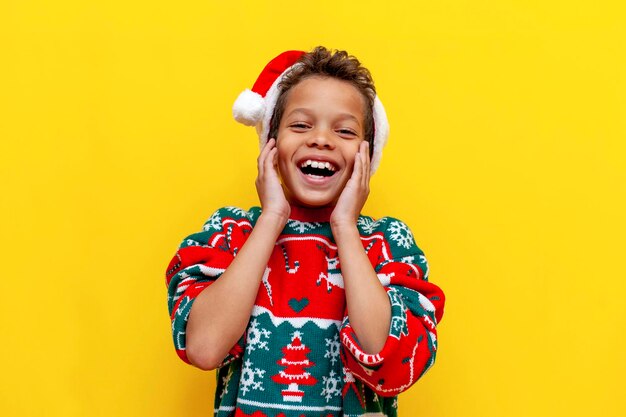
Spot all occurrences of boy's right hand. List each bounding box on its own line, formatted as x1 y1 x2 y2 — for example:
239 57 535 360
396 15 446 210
255 138 290 223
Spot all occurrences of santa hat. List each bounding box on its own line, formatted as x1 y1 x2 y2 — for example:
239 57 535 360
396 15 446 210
232 50 389 174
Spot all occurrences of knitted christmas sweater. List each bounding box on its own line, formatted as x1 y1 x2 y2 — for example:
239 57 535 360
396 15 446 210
165 205 445 417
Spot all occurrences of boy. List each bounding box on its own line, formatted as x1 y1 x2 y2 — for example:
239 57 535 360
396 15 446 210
165 46 445 417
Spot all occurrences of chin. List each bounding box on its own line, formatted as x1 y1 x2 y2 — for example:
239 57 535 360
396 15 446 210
287 190 338 208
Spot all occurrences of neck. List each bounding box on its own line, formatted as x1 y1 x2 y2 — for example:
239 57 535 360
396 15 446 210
288 203 334 223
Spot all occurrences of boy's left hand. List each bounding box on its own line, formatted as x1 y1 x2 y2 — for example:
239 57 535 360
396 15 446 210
330 141 370 228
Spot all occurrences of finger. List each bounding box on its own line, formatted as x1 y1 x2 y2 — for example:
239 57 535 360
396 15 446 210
258 140 270 176
258 138 276 177
272 147 279 171
265 147 279 178
355 141 366 187
363 141 371 188
352 148 362 181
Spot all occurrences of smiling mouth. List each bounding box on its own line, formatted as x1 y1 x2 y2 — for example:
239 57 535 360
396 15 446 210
299 160 338 178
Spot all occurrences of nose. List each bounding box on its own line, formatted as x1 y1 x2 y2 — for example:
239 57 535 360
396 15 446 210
306 127 335 150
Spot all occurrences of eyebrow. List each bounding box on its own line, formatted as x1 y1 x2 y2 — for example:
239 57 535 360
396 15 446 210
286 108 362 125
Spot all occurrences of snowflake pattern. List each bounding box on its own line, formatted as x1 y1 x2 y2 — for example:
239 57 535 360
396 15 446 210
203 211 222 232
388 220 414 249
357 217 376 234
324 334 341 365
245 319 272 353
240 359 265 395
184 239 201 247
321 370 342 402
357 216 387 234
287 219 322 233
224 206 248 217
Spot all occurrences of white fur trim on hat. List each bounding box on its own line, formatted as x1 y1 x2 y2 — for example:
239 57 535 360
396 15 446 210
232 89 266 126
370 96 389 174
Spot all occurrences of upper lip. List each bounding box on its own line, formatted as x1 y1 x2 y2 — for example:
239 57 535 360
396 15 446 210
296 155 341 171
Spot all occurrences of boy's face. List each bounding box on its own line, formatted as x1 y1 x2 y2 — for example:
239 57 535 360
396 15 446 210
275 76 366 208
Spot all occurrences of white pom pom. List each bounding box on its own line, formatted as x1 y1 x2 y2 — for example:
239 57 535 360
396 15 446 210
232 89 265 126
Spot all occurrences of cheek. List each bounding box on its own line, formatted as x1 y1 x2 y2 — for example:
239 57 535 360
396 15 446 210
340 156 357 182
343 142 362 166
275 148 291 178
276 137 299 167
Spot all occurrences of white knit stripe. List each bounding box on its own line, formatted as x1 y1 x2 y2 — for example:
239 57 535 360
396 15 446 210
236 397 342 412
344 414 385 417
418 292 436 313
173 276 196 299
198 264 226 277
177 276 195 286
251 305 341 330
208 233 223 247
213 405 235 414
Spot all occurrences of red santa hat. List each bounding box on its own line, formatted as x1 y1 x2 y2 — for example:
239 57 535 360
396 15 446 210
232 50 389 174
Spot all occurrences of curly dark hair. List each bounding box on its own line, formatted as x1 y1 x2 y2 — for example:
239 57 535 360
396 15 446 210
268 46 377 157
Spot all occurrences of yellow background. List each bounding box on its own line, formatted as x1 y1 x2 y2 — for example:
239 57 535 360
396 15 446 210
1 1 625 416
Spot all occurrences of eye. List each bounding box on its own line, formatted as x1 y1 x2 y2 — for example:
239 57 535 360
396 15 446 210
290 122 310 130
337 128 358 137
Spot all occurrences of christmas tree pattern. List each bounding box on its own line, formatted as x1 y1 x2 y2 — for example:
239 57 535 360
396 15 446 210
272 331 317 402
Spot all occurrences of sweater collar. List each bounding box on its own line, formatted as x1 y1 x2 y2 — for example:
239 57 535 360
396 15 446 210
288 204 334 223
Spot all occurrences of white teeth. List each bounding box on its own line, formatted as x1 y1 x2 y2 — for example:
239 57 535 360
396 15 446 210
299 159 336 172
